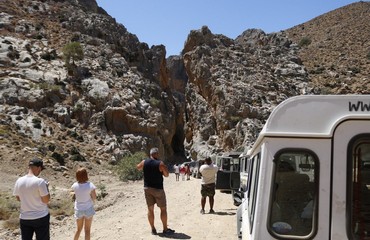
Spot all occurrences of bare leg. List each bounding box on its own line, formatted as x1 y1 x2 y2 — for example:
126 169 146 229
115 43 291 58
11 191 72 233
201 196 206 211
84 217 93 240
74 218 84 240
209 196 214 211
148 205 156 231
160 206 168 231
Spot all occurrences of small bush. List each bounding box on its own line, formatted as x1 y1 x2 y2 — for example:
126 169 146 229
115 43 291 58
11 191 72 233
0 126 10 137
1 192 20 230
62 42 84 66
0 193 19 221
3 214 19 230
116 152 146 181
49 197 74 217
32 117 42 129
298 37 312 47
230 115 242 123
40 50 57 61
38 82 61 91
149 97 161 108
96 184 108 201
349 67 360 74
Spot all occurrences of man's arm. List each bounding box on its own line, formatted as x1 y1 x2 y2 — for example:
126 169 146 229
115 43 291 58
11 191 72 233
41 194 50 204
40 180 50 204
159 162 169 177
137 160 145 170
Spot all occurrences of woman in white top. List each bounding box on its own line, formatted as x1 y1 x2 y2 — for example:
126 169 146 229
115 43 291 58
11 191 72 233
71 167 96 240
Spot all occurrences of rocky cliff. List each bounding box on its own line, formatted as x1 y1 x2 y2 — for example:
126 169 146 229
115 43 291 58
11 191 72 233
0 0 369 172
0 0 186 172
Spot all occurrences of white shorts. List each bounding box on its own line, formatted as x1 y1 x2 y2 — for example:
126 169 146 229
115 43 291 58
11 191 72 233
74 206 95 219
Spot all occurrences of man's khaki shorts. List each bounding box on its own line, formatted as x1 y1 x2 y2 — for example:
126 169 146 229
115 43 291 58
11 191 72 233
144 188 167 207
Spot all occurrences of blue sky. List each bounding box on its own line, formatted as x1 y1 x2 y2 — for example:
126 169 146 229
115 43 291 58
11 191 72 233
96 0 361 56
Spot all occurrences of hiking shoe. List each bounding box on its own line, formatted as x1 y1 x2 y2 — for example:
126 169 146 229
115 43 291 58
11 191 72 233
209 209 215 214
200 209 205 214
163 228 175 235
151 229 157 235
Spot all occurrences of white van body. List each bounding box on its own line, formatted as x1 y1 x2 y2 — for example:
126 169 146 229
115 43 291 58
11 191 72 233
232 95 370 240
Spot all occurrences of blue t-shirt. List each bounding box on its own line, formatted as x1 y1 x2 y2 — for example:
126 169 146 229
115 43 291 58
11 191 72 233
143 158 163 189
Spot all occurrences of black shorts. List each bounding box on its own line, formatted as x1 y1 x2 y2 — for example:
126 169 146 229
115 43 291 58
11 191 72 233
201 183 216 197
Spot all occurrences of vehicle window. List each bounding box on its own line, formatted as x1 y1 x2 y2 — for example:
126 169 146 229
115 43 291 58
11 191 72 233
243 157 249 173
232 158 240 172
269 150 318 238
222 159 231 171
349 136 370 239
248 153 260 233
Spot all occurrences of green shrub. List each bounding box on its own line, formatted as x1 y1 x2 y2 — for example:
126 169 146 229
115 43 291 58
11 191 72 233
96 184 108 201
48 197 74 217
38 82 61 91
298 37 312 47
0 192 19 221
230 115 242 123
116 152 146 181
149 97 161 108
62 42 84 66
32 117 42 129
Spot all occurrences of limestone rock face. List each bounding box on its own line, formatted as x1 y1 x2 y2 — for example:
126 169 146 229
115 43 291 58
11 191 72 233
0 0 183 165
0 0 368 170
182 26 310 158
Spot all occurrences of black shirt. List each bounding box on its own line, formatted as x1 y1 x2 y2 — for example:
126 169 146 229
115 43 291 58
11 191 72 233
143 158 163 189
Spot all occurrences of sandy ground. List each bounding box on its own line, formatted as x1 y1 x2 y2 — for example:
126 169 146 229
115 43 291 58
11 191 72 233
52 173 237 240
2 173 238 240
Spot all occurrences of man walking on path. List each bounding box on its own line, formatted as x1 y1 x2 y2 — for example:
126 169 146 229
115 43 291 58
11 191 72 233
13 158 51 240
199 157 219 214
137 147 175 235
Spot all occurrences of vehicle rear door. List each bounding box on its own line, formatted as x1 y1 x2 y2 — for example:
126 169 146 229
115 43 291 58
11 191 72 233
331 120 370 239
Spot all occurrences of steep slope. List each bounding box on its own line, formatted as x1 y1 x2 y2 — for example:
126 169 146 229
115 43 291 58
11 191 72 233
285 1 370 94
0 0 190 206
180 2 370 159
181 27 309 158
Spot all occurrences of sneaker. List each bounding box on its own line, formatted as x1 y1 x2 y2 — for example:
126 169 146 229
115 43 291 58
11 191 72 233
151 229 157 235
163 228 175 235
209 209 215 214
200 209 205 214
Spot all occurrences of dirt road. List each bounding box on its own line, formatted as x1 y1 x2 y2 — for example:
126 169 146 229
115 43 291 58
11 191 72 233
50 173 238 240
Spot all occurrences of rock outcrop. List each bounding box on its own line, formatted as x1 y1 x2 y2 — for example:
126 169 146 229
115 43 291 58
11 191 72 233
0 0 369 168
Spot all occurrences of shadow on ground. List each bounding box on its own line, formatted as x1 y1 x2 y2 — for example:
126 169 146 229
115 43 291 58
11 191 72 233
159 232 191 239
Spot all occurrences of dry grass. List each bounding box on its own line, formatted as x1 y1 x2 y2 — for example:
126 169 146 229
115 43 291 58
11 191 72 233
0 191 74 230
49 198 74 217
0 191 20 230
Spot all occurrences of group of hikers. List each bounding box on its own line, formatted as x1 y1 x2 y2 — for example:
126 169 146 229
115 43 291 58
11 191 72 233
13 147 219 239
173 163 191 181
